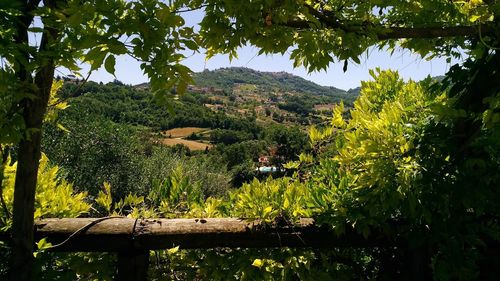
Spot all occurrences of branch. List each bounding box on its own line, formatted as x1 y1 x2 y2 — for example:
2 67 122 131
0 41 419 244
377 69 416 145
173 4 212 14
377 25 488 40
302 3 345 31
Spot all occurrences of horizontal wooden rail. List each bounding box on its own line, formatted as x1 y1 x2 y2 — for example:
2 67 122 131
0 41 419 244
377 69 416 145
0 217 399 281
9 217 394 252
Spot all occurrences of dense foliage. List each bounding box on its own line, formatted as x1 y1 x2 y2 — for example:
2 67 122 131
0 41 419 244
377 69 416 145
3 55 498 279
1 0 497 280
1 1 205 277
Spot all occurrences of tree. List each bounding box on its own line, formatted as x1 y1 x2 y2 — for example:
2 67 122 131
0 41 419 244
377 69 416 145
0 1 197 280
42 115 145 198
265 125 308 166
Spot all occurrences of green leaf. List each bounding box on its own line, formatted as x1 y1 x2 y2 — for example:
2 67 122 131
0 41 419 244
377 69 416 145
96 182 113 213
167 246 179 255
469 15 481 23
252 259 263 268
104 55 116 75
56 123 70 133
184 40 198 51
176 79 188 95
35 238 52 251
84 47 107 70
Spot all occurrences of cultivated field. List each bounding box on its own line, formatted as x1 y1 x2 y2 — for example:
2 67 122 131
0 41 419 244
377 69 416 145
313 104 336 111
160 138 212 151
162 127 209 138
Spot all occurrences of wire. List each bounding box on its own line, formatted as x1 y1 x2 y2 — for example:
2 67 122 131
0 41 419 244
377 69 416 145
42 216 126 250
131 217 140 239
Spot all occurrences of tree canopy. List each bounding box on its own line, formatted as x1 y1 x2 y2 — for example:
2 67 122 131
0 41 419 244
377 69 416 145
197 0 498 70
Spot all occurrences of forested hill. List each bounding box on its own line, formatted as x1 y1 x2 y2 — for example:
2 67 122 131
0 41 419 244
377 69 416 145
192 67 358 99
131 67 360 124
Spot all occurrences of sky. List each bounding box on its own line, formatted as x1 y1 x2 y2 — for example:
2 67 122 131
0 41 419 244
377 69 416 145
62 9 464 91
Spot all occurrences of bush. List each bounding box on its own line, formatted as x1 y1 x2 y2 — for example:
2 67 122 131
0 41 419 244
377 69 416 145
42 115 145 199
139 146 232 201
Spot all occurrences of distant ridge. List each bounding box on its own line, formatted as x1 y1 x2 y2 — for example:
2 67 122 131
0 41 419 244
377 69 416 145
133 67 361 103
193 67 358 100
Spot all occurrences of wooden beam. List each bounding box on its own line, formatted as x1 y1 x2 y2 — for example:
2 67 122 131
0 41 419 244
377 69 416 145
25 218 394 252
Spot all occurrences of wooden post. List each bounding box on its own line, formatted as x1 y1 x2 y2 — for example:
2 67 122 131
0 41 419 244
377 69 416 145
117 250 149 281
407 244 431 281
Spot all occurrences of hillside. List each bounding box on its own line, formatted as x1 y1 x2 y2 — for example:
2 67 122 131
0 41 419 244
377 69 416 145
130 67 360 126
192 68 357 124
193 67 357 102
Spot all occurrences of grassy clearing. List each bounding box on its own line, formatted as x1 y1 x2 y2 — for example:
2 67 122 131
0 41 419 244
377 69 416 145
160 138 212 150
162 127 209 138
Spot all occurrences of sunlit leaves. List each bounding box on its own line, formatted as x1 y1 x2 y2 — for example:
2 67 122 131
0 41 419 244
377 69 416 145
232 177 311 222
0 154 90 229
45 80 68 125
95 182 113 214
482 92 500 128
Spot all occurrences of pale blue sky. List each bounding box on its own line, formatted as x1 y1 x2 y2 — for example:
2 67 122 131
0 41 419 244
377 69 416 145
64 9 463 91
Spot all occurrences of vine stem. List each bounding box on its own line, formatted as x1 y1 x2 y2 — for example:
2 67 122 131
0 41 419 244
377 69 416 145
479 24 500 50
